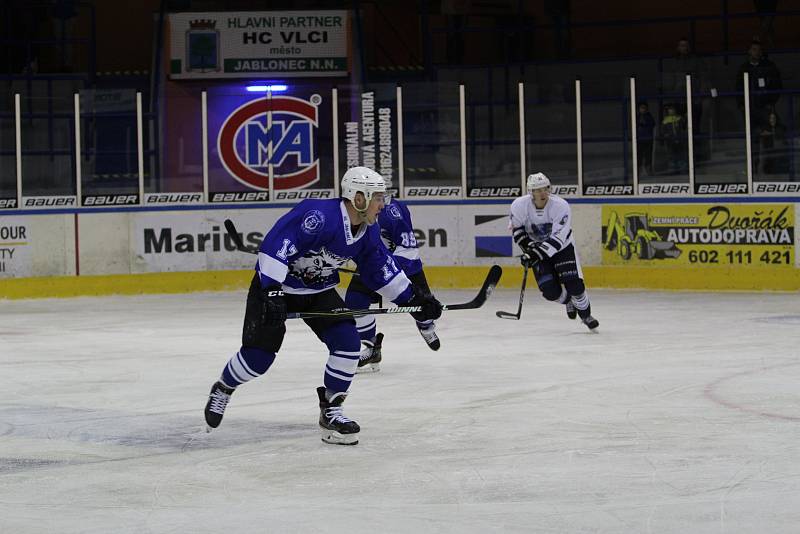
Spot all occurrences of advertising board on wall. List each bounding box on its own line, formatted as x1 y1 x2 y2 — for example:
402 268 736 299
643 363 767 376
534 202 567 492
202 88 336 200
601 204 795 267
338 86 399 194
0 218 32 277
168 11 350 79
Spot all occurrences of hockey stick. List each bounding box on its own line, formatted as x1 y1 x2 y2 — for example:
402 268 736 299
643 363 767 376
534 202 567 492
496 266 528 320
223 219 359 275
223 218 257 253
286 264 502 319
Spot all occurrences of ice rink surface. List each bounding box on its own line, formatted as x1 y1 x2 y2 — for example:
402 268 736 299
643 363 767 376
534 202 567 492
1 285 799 533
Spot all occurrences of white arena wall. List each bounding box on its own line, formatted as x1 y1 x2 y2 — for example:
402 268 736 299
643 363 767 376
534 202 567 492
1 200 799 298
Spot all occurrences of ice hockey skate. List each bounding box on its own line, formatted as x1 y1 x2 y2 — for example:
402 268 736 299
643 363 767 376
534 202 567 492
565 300 577 320
579 311 599 330
417 321 440 351
204 381 235 431
356 332 383 373
317 387 360 445
582 315 599 330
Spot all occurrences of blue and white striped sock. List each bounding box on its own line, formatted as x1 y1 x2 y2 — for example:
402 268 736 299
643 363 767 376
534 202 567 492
355 315 377 343
220 346 276 388
324 348 361 392
572 291 590 311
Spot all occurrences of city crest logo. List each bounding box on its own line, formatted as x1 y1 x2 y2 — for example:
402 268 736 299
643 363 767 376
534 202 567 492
186 19 220 73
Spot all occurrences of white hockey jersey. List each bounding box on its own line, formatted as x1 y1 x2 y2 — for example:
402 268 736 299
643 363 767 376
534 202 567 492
509 194 574 258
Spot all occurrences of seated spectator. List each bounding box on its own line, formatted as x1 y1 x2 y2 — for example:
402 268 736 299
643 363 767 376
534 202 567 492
759 111 789 175
636 102 656 176
660 105 688 175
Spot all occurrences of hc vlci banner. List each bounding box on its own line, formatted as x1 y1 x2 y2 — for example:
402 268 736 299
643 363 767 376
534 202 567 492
601 204 795 266
206 87 336 202
168 11 349 79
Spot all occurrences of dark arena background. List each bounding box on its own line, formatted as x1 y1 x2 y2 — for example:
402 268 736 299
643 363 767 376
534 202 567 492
2 1 800 532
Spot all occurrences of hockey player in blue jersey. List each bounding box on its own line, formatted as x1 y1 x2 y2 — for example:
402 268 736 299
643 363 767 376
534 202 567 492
510 172 599 330
203 167 443 445
344 198 440 373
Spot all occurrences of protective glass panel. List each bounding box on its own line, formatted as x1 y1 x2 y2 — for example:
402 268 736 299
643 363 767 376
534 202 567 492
19 94 74 197
153 87 203 195
0 95 16 206
524 81 578 190
581 81 631 192
79 89 139 200
465 74 521 197
401 82 461 192
693 92 748 189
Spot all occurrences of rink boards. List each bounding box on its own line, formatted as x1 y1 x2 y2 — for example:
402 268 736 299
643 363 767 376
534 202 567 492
1 199 799 297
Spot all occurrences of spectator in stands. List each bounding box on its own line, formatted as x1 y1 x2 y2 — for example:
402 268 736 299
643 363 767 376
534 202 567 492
662 38 707 132
736 40 782 127
660 104 688 175
759 111 789 175
636 102 656 176
754 0 778 49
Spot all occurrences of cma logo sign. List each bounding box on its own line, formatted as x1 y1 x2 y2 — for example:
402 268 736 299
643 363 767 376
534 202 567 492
218 94 321 190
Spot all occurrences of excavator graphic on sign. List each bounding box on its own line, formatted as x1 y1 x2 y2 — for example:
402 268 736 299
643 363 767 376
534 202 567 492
604 211 682 260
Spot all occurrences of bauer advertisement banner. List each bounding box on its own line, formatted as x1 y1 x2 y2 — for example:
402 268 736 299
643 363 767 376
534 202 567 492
601 204 795 267
168 11 350 79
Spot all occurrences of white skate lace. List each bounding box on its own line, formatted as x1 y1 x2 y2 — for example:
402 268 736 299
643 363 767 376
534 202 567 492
419 325 438 343
208 390 231 415
566 301 575 311
359 345 374 362
325 406 352 424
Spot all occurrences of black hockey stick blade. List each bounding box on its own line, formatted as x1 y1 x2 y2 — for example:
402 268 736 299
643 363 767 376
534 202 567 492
287 264 502 319
495 265 528 320
224 219 257 253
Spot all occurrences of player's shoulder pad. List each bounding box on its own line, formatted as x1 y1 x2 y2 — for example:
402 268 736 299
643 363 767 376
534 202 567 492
548 194 570 210
509 195 530 212
384 201 405 221
297 198 335 236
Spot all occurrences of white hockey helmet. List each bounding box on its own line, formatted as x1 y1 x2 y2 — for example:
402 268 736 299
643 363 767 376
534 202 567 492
526 172 551 193
341 166 386 210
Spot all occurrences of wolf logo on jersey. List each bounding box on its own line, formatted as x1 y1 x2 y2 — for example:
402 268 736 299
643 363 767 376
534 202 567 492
290 247 347 285
530 222 553 241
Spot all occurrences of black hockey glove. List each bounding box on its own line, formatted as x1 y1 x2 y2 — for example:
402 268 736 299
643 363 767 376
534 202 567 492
520 243 546 268
259 286 287 327
408 289 443 322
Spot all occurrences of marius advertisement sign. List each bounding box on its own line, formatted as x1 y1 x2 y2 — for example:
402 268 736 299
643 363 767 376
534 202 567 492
601 204 795 266
168 11 349 79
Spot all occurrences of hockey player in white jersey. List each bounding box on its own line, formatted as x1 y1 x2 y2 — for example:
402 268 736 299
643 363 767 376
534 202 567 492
509 172 599 329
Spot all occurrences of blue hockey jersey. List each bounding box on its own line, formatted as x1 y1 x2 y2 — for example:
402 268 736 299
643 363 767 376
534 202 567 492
256 199 414 303
378 199 423 276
